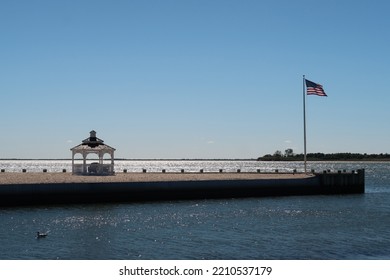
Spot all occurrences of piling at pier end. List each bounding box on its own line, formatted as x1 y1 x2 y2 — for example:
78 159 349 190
0 170 365 206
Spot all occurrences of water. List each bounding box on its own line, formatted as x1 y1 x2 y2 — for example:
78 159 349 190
1 160 390 260
0 159 304 173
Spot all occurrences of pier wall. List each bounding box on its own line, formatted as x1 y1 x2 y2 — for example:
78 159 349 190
0 170 365 206
318 169 365 194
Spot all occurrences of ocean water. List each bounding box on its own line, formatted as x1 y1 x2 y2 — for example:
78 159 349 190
0 160 389 260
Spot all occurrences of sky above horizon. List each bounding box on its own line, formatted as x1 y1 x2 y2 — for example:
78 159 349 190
1 0 390 159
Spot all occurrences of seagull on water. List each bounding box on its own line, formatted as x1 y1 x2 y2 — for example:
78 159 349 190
36 231 49 238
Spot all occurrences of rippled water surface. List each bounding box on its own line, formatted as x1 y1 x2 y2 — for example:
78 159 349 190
1 160 389 259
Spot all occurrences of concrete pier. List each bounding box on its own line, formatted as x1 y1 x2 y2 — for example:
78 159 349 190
0 170 365 206
319 169 365 194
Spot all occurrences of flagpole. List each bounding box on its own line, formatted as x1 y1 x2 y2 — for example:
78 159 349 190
303 75 307 173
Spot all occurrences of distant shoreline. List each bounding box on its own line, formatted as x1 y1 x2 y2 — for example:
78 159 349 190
258 158 390 162
258 152 390 162
0 158 258 161
3 152 390 162
1 157 390 162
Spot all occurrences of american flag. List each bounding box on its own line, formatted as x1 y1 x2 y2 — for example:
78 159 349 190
305 79 327 96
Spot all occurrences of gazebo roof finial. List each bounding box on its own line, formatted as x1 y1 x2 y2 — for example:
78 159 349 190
80 130 104 148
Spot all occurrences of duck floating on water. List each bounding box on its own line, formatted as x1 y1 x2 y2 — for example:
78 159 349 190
36 231 48 238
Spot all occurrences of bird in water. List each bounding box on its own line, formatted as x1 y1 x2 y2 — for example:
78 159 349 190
36 231 49 238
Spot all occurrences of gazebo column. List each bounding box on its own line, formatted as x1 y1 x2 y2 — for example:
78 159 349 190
71 152 73 173
111 151 115 174
99 151 104 165
83 152 87 174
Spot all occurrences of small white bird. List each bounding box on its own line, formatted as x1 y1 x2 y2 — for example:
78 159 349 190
36 231 49 238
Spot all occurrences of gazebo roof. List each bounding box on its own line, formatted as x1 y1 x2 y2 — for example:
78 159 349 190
70 130 116 153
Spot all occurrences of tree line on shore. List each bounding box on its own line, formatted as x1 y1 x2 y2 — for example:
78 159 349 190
258 149 390 161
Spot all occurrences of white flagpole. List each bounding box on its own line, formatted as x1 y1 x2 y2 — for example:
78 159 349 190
303 75 307 173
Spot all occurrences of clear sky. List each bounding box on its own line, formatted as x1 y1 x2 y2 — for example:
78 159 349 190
1 0 389 159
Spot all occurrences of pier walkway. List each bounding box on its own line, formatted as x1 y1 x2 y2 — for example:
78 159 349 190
0 172 311 185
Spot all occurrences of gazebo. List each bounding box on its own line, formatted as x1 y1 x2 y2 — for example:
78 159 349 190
70 130 116 175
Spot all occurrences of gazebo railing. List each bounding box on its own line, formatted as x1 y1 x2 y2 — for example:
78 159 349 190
73 163 115 175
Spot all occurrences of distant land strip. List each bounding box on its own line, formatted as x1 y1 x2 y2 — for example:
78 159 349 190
1 153 390 161
258 153 390 161
0 158 257 161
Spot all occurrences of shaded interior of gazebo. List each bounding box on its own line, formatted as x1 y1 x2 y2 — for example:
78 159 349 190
70 130 116 175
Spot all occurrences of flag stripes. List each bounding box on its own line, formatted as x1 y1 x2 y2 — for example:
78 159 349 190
305 79 327 96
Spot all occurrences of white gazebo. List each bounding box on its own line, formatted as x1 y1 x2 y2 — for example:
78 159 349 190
70 130 116 175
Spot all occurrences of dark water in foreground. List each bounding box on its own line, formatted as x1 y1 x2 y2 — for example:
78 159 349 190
1 161 389 260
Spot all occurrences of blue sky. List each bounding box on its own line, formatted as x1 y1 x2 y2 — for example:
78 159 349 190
1 0 389 159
